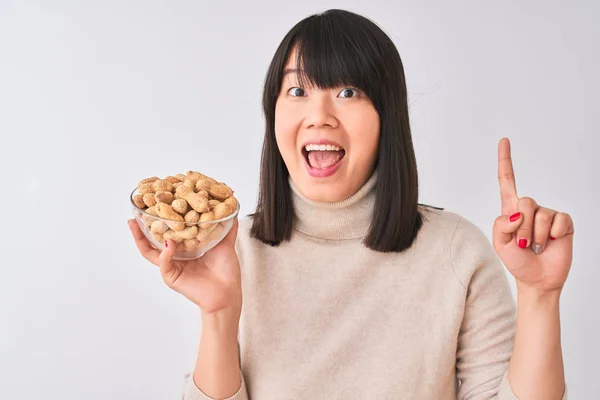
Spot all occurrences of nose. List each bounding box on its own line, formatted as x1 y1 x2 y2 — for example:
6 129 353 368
303 94 339 129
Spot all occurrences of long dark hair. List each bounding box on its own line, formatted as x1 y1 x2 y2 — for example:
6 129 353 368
250 9 435 252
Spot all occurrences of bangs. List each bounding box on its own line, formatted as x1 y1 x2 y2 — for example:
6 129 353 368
284 11 387 100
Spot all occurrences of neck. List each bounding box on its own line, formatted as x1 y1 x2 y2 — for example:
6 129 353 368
289 171 378 241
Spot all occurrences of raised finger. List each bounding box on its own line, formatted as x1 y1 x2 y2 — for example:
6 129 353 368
128 219 161 265
531 207 557 254
498 138 519 215
516 197 538 249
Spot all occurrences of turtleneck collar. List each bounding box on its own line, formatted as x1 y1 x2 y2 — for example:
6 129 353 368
289 170 378 241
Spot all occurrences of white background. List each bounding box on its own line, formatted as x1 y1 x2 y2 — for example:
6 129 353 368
0 0 598 398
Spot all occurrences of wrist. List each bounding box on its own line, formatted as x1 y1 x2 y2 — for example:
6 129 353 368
201 306 240 339
516 282 561 309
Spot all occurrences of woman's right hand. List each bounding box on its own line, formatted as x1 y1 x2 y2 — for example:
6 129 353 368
128 218 242 318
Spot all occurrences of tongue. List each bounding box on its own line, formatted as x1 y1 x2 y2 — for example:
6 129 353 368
307 150 344 169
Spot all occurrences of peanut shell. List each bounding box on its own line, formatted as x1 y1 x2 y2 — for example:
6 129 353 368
133 194 145 209
150 220 169 234
199 211 215 229
213 202 233 220
223 196 238 210
163 230 184 243
153 179 173 193
139 183 155 195
184 210 200 224
155 191 174 205
156 203 185 231
171 199 189 215
143 193 157 207
208 182 233 201
138 177 159 188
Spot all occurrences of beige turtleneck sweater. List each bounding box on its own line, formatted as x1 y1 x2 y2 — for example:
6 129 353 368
182 171 560 399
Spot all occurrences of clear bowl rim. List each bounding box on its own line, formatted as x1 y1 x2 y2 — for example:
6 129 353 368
129 187 240 225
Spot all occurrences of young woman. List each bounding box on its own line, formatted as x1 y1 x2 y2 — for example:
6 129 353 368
128 9 572 400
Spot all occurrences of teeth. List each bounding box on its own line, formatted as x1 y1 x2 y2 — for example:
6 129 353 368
304 144 343 152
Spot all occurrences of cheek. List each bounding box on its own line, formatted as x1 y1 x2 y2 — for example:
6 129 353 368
274 104 299 159
348 108 380 160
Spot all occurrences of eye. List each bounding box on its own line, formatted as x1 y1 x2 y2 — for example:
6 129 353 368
338 88 360 98
287 87 306 97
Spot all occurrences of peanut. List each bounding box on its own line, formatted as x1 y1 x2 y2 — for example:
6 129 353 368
224 196 238 210
143 193 157 207
208 182 234 201
178 186 210 213
155 191 174 205
172 182 183 191
183 179 196 191
196 223 217 242
195 178 212 192
151 232 164 243
171 199 189 215
184 210 200 224
176 226 199 240
164 226 198 241
199 211 215 229
151 220 169 234
176 173 187 181
133 194 145 209
141 215 154 227
145 206 158 217
138 177 159 188
165 176 180 184
155 203 185 231
213 202 234 220
209 200 220 210
187 171 214 183
139 183 155 195
163 230 184 243
141 206 158 226
153 179 173 192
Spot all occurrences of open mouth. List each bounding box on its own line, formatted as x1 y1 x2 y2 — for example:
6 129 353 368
302 143 346 170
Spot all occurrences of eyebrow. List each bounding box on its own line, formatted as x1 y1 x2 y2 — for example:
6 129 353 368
282 68 301 76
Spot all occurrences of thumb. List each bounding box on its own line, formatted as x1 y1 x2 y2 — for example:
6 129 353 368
158 240 178 286
493 212 523 248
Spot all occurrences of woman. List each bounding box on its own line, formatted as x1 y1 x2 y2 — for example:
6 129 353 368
128 9 572 399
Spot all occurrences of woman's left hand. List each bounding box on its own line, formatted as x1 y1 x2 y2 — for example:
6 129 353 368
492 138 574 293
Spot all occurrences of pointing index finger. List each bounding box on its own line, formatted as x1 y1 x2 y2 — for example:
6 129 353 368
497 138 518 215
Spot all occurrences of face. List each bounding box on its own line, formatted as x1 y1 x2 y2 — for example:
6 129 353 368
274 51 380 203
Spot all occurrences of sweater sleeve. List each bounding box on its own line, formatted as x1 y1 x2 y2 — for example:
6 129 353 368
450 216 567 399
182 373 249 400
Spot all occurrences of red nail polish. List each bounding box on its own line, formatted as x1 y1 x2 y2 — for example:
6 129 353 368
550 236 556 240
164 241 168 248
509 212 521 222
518 238 528 248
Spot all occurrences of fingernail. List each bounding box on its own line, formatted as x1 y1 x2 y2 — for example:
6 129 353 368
533 244 542 254
550 236 556 240
518 238 528 249
509 212 521 222
164 241 168 248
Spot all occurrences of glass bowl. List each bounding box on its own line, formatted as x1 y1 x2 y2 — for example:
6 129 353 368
129 187 239 260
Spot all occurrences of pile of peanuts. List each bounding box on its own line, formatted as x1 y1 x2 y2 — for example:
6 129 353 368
132 170 237 251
